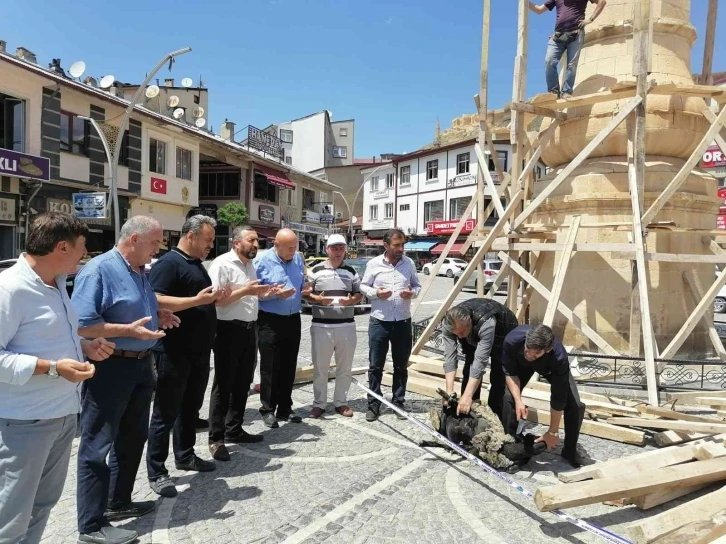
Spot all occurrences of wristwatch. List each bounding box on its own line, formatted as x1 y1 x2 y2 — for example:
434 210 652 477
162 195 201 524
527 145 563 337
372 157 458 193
545 430 559 437
48 360 59 379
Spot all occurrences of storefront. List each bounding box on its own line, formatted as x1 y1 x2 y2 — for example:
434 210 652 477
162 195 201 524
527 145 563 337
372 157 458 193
0 194 19 259
288 221 328 256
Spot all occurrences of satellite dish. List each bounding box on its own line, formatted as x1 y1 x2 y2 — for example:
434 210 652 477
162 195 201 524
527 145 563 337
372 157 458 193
83 76 98 87
69 61 86 79
167 95 180 108
351 216 358 223
181 77 193 88
145 84 160 99
194 117 206 128
192 106 204 118
172 108 185 119
99 75 115 89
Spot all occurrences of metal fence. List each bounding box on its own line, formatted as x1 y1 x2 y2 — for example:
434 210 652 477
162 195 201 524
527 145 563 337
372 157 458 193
412 316 726 393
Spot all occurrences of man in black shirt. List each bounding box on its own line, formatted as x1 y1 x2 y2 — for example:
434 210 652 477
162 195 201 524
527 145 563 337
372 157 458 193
501 324 585 468
146 215 230 498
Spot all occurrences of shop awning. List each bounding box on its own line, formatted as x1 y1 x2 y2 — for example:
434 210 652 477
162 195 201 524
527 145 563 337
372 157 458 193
254 164 295 190
360 238 383 246
253 226 279 239
405 241 438 252
431 243 466 255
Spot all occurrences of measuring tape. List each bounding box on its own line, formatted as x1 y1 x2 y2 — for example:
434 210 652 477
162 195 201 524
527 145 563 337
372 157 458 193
352 378 633 544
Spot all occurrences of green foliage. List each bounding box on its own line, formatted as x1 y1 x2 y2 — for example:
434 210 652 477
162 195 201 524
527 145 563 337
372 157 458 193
217 202 249 228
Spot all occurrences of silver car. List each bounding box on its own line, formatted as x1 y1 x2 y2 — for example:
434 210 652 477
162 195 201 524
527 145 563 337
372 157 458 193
452 260 506 292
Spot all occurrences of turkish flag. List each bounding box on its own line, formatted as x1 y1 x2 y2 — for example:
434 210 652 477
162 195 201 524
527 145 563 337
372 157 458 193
151 177 167 194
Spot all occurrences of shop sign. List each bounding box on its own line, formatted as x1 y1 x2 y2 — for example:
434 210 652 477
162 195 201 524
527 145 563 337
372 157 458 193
0 149 50 181
187 204 218 219
372 189 389 200
302 210 320 223
426 218 477 235
48 198 111 226
259 205 275 223
288 221 328 235
447 174 476 188
719 214 726 230
320 204 334 224
704 145 726 169
73 192 107 219
0 198 15 222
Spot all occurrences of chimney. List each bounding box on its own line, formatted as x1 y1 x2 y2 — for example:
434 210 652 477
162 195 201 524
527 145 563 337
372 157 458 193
221 119 236 142
0 41 6 54
164 78 174 87
434 118 441 147
15 46 37 64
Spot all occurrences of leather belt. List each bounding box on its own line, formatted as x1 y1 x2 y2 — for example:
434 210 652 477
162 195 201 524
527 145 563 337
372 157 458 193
230 319 256 328
113 349 151 360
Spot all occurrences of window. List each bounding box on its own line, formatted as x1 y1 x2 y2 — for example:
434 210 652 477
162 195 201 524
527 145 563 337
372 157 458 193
449 196 472 220
386 173 394 189
369 205 378 220
535 166 542 179
333 146 347 158
385 203 394 218
399 203 410 212
176 147 192 180
339 127 348 137
302 188 316 210
280 129 293 143
426 160 438 181
489 150 508 173
457 152 470 175
200 171 240 198
319 192 329 203
118 131 130 167
254 174 278 203
483 197 507 225
149 138 167 174
285 156 292 165
370 176 379 191
60 111 89 156
423 200 444 223
286 188 295 206
400 165 411 185
0 93 25 152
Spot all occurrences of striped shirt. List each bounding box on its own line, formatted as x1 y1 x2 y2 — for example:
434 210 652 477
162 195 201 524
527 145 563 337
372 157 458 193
359 254 421 321
308 261 361 326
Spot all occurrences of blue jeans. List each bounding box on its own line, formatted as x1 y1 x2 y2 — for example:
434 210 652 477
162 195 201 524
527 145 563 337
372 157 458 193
367 317 412 411
545 30 584 95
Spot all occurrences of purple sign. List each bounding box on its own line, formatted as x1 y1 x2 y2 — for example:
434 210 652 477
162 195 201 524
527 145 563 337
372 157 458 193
0 148 50 181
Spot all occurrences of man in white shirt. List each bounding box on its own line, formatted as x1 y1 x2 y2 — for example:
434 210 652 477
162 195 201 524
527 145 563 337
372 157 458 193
0 212 114 544
206 226 273 461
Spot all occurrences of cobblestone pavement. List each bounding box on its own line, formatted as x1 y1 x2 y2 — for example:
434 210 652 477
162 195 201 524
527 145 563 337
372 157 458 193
42 276 694 543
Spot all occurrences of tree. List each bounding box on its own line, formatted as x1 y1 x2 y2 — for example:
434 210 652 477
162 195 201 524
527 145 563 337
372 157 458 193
217 202 249 228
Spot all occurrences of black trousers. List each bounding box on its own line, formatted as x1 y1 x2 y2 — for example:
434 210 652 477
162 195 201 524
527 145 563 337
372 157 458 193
258 311 302 416
367 317 412 411
501 368 585 458
146 349 211 480
77 355 154 533
209 320 257 443
460 342 506 421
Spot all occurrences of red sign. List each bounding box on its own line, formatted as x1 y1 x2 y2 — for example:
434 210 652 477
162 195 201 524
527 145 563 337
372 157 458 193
703 145 726 169
150 177 167 194
718 215 726 230
426 219 477 235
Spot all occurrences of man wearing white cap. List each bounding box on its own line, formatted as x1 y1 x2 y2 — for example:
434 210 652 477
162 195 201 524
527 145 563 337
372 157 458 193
304 234 362 418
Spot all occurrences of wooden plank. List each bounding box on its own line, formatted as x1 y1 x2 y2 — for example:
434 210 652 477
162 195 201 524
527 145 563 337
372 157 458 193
661 267 726 359
517 251 547 322
626 485 726 544
512 97 643 231
702 108 726 153
525 407 645 446
632 483 708 511
474 143 506 218
701 0 718 85
476 0 490 299
655 430 714 447
667 390 726 402
411 191 523 357
696 398 726 408
543 215 580 327
460 169 511 254
683 270 726 362
490 241 634 252
535 457 726 513
695 442 726 460
612 252 726 264
485 261 510 299
511 101 568 120
654 511 726 544
411 360 463 380
607 418 726 434
638 405 722 423
651 83 726 100
498 251 620 355
642 105 726 225
532 84 638 111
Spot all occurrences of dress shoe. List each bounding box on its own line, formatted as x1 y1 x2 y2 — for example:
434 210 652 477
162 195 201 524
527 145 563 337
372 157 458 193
561 451 588 469
175 455 216 472
209 442 230 462
78 524 137 544
365 409 379 422
392 403 408 420
149 474 177 498
261 412 279 428
310 407 325 418
105 500 155 522
276 410 302 423
195 417 209 430
225 429 263 443
335 406 353 417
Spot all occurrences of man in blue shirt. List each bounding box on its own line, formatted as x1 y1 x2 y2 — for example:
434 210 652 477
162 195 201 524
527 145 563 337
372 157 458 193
255 228 312 428
72 216 179 544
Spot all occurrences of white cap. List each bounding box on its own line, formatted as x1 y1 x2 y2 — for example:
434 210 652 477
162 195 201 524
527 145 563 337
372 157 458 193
326 234 348 247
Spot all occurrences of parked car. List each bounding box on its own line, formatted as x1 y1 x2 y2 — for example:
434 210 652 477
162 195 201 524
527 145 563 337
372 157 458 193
0 258 83 296
715 283 726 313
301 257 372 314
421 257 469 278
452 260 506 292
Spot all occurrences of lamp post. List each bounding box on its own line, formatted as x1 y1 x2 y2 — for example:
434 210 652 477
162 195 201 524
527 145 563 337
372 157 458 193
332 165 384 244
85 47 192 242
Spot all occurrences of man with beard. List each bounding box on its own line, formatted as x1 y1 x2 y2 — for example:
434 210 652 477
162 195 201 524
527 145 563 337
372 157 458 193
360 228 421 422
206 227 273 461
146 215 230 498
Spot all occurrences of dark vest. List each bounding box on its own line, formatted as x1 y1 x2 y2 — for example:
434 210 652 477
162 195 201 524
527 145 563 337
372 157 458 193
457 298 519 351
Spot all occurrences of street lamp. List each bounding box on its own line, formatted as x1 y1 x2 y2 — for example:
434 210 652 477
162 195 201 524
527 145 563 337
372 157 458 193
332 165 384 244
85 47 192 242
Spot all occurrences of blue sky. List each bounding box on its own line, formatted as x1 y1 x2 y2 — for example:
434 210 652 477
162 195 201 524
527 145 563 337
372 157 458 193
1 0 723 158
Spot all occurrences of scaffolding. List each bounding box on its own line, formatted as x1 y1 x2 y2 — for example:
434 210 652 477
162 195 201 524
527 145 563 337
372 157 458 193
409 0 724 405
